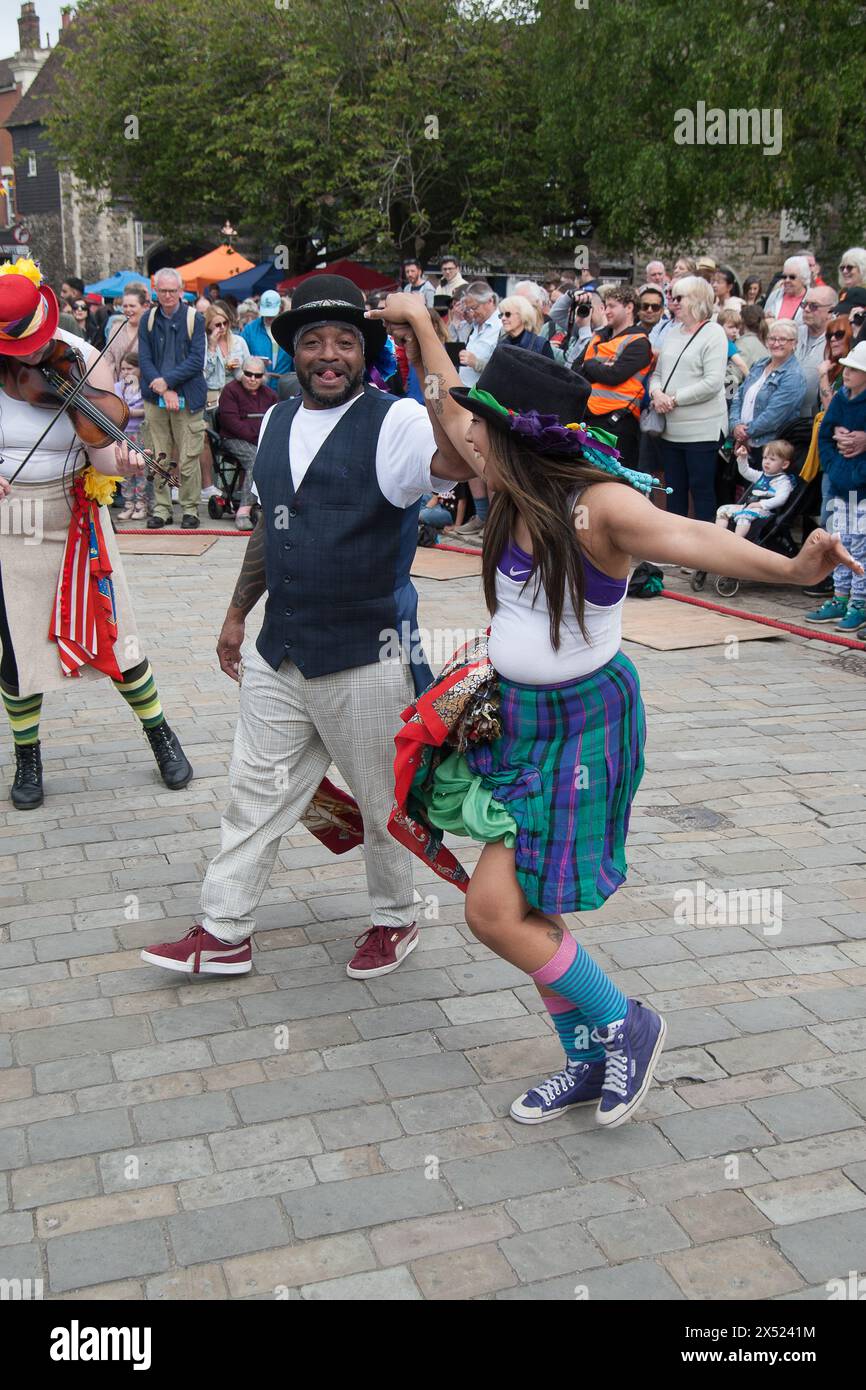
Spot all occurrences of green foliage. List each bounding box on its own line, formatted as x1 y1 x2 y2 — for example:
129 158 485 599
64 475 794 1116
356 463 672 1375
534 0 866 252
46 0 548 268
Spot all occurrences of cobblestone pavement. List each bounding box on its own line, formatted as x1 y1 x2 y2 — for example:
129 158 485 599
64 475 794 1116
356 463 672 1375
1 540 865 1302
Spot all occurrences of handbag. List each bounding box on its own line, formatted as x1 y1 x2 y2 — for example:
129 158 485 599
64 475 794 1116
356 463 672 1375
640 322 709 436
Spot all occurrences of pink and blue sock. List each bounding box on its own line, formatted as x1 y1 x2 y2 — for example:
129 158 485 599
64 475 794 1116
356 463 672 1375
543 994 606 1063
532 934 627 1055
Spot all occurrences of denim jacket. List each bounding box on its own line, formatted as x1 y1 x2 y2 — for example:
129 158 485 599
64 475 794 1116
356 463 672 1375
728 354 806 447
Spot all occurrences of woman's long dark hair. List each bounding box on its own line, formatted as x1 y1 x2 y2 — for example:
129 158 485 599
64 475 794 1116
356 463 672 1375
481 424 632 649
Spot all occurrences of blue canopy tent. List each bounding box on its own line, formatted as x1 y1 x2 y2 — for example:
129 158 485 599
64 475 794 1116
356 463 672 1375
214 260 282 300
83 269 147 299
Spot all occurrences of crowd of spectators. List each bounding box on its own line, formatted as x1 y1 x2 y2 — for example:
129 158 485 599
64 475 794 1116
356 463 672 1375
44 242 866 575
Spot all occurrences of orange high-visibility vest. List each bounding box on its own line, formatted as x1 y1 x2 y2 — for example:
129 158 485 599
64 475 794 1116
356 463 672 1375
583 331 655 419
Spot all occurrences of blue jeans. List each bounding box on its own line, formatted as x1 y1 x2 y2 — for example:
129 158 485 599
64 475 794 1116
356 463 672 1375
419 503 452 529
659 437 721 523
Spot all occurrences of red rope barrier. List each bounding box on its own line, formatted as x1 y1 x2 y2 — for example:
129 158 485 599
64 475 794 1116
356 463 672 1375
660 589 866 651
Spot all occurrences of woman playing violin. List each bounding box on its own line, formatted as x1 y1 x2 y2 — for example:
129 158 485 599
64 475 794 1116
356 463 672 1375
0 261 192 809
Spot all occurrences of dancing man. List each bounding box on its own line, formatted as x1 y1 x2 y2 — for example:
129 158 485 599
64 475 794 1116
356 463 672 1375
142 275 474 978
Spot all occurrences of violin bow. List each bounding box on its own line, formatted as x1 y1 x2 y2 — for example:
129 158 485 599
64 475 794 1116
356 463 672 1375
5 317 165 485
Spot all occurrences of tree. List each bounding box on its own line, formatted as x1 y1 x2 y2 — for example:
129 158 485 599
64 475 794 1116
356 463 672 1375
46 0 550 270
534 0 866 254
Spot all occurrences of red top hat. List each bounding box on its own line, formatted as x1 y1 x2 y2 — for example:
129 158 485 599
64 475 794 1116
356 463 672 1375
0 273 59 356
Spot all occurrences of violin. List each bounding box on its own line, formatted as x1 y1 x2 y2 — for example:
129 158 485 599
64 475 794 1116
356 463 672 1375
0 339 173 482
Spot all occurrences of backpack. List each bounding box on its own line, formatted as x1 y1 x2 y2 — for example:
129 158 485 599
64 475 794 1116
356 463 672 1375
145 305 197 339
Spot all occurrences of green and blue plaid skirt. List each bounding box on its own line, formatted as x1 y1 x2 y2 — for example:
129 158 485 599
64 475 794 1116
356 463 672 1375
423 651 646 914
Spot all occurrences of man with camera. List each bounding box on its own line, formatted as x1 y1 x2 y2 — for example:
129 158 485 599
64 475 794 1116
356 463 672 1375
572 285 655 468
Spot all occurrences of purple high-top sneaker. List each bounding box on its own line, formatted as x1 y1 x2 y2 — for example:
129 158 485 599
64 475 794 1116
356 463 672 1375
591 999 667 1128
510 1058 606 1125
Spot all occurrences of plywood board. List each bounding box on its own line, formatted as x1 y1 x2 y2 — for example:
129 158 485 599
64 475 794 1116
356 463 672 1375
116 534 216 556
411 548 483 580
622 597 780 649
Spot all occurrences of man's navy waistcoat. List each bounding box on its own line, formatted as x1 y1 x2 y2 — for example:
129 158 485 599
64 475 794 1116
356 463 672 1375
253 387 431 691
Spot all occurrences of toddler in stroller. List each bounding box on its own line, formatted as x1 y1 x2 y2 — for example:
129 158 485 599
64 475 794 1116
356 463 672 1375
692 418 816 597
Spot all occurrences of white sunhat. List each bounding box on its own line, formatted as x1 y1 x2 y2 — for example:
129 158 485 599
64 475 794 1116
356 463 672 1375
839 341 866 372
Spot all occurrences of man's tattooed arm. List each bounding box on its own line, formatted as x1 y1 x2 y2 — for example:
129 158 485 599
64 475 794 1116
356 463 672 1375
228 511 267 617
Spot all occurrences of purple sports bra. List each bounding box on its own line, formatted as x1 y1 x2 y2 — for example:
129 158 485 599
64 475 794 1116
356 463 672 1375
498 539 627 608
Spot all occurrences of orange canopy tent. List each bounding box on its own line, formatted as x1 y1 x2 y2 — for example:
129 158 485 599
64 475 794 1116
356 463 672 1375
168 245 255 296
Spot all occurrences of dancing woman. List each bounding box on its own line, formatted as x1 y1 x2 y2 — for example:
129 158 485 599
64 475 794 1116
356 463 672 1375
0 263 192 809
372 293 859 1127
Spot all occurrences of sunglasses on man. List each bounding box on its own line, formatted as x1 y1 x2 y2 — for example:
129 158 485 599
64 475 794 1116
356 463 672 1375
243 371 264 379
640 301 663 312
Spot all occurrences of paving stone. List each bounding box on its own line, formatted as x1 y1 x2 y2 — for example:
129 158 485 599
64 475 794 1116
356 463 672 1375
746 1087 863 1142
674 1068 800 1111
656 1103 774 1160
112 1039 213 1080
168 1197 289 1264
463 1036 565 1084
239 982 366 1026
393 1088 494 1136
201 1121 319 1182
27 1108 133 1163
37 1186 178 1240
438 992 527 1026
303 1266 422 1300
707 1029 830 1075
320 1031 440 1072
370 1208 515 1266
661 1235 802 1300
504 1179 642 1232
149 1000 243 1043
35 929 119 962
412 1244 518 1299
233 1066 383 1124
146 1265 228 1300
0 1211 34 1245
558 1124 678 1180
365 968 461 1005
379 1121 513 1172
716 996 820 1033
130 1092 236 1144
755 1127 866 1180
444 1141 578 1206
499 1220 607 1282
496 1259 684 1300
100 1137 215 1193
315 1104 402 1149
669 1188 770 1242
745 1170 866 1225
351 1001 450 1040
586 1206 690 1261
34 1056 113 1094
12 1156 100 1209
282 1169 454 1238
13 1014 151 1065
47 1220 170 1293
664 1008 741 1048
655 1048 727 1084
808 1018 866 1054
773 1209 866 1284
795 986 866 1022
372 1052 479 1098
0 1243 43 1283
223 1233 376 1296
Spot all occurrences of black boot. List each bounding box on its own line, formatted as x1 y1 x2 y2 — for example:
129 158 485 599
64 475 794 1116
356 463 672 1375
11 741 43 810
144 721 193 790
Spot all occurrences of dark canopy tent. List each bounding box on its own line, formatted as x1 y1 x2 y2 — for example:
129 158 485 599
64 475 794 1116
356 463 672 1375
214 261 283 299
277 259 398 295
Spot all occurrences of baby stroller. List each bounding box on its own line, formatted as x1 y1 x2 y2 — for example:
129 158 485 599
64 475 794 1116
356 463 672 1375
203 411 259 523
691 417 819 599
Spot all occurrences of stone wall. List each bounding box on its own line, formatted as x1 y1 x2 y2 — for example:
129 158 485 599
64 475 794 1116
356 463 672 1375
58 170 140 285
17 208 63 287
635 210 820 289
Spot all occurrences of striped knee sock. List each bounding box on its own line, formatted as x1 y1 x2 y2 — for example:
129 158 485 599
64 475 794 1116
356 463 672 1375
1 688 43 746
532 933 627 1032
112 660 164 729
543 993 606 1063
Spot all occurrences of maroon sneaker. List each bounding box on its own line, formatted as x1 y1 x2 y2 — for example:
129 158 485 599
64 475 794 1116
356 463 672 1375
346 923 418 978
141 924 252 975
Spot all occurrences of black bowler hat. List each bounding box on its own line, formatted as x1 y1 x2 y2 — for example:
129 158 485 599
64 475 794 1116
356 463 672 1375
271 274 386 364
835 286 866 314
450 343 591 434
